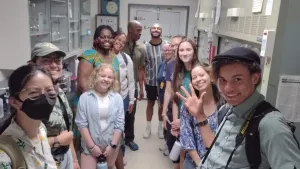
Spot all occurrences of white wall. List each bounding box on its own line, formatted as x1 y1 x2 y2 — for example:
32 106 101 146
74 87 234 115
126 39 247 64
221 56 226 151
0 0 31 82
119 0 198 39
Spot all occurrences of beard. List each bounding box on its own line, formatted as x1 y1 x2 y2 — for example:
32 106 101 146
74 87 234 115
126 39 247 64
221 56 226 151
151 32 161 38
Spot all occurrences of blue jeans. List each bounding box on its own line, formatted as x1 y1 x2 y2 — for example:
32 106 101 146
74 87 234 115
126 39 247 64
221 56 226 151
123 95 129 113
184 157 196 169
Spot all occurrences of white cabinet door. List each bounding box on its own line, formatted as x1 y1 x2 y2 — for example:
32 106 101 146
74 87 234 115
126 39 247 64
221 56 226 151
129 5 188 43
0 0 31 69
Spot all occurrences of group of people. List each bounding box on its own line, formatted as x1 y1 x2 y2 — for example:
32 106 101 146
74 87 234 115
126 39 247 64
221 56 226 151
0 18 300 169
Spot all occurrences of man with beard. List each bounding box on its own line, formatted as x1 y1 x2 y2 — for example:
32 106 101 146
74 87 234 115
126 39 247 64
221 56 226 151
121 20 146 151
143 23 167 139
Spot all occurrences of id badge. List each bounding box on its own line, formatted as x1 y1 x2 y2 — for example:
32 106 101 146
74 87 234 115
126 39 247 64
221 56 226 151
160 82 164 89
56 161 61 168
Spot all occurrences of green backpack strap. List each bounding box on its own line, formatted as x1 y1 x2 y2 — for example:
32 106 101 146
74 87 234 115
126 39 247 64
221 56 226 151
0 135 27 169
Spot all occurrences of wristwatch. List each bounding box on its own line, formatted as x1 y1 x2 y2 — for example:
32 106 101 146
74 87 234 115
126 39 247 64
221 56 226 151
196 119 208 127
53 136 60 148
110 143 117 149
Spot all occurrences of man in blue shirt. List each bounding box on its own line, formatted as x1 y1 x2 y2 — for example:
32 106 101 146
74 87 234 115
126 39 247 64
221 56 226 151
177 47 300 168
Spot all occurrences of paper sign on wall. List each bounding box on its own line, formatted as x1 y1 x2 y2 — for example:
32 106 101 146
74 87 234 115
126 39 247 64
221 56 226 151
276 75 300 122
252 0 264 13
265 0 274 15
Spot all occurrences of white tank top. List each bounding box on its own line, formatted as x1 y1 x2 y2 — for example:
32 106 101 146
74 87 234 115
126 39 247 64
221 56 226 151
97 94 109 131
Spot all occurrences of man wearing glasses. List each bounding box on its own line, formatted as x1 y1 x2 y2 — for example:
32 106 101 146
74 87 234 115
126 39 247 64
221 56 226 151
29 42 80 169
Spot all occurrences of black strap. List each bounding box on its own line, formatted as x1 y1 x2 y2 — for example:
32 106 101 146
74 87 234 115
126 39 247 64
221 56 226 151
202 107 231 164
245 101 300 169
224 103 258 169
218 104 230 125
57 95 70 131
121 52 128 65
203 101 300 169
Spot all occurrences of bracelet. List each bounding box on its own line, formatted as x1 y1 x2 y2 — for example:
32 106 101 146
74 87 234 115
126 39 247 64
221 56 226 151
196 119 208 127
73 160 78 163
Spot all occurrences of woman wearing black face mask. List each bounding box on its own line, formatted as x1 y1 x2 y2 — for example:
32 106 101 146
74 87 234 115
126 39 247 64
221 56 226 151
0 64 58 169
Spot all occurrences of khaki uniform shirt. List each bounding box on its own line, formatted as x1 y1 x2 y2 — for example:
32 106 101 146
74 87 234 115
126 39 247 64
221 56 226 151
0 120 57 169
122 42 146 82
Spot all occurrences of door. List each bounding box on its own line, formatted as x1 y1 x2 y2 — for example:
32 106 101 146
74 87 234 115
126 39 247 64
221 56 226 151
129 5 188 43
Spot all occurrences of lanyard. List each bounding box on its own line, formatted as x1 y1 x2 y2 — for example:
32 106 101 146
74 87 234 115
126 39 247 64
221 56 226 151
201 108 231 164
127 42 136 59
224 109 255 169
162 62 167 78
202 102 260 167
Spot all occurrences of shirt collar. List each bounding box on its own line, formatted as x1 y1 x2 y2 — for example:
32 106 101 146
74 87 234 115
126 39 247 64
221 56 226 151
3 119 47 150
87 89 114 98
231 90 265 119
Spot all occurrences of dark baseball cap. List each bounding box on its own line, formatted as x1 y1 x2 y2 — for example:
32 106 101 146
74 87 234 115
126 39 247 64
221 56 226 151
212 47 260 65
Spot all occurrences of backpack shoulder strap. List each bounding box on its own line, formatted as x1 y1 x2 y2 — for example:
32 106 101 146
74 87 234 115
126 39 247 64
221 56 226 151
245 101 277 169
121 52 128 66
0 135 27 169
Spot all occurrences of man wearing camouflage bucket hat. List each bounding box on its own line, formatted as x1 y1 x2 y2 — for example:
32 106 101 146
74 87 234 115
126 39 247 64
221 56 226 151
176 47 300 168
30 42 80 169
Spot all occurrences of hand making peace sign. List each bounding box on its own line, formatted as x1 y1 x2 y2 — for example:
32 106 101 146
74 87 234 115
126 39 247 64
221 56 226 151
175 83 207 120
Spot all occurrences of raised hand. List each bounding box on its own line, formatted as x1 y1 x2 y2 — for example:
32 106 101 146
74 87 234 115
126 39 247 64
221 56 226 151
175 83 206 120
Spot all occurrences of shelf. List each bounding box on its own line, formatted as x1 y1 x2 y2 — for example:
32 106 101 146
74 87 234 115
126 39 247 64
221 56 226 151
69 30 80 34
30 32 50 36
51 0 67 3
69 20 79 23
80 18 89 21
64 49 84 60
51 15 67 18
52 37 67 42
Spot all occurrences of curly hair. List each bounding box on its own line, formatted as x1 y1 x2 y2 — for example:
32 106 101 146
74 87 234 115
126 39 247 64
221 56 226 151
172 39 199 104
88 63 120 93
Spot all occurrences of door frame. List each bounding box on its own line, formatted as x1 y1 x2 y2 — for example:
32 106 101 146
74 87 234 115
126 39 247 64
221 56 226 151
128 3 190 37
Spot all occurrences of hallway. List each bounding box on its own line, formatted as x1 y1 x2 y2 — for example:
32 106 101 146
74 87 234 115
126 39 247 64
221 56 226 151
123 100 173 169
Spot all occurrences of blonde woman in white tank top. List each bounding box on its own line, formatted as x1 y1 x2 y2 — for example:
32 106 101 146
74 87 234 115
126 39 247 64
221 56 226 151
75 64 124 169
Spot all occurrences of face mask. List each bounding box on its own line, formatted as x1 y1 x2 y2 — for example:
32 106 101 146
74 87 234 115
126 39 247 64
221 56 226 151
20 94 56 121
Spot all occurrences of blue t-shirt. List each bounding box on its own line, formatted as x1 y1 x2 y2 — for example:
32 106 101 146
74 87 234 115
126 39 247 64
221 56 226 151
165 59 176 113
157 61 167 104
166 59 176 82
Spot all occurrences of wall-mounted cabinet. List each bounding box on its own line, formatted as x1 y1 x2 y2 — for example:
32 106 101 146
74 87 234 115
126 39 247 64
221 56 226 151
28 0 92 58
80 0 92 49
50 0 69 52
29 0 51 50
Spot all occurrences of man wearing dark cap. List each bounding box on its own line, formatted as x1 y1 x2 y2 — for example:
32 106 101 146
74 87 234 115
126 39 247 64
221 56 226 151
176 47 300 168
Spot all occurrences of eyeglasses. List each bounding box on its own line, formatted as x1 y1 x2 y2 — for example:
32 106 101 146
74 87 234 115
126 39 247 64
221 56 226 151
41 58 62 65
16 86 58 100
